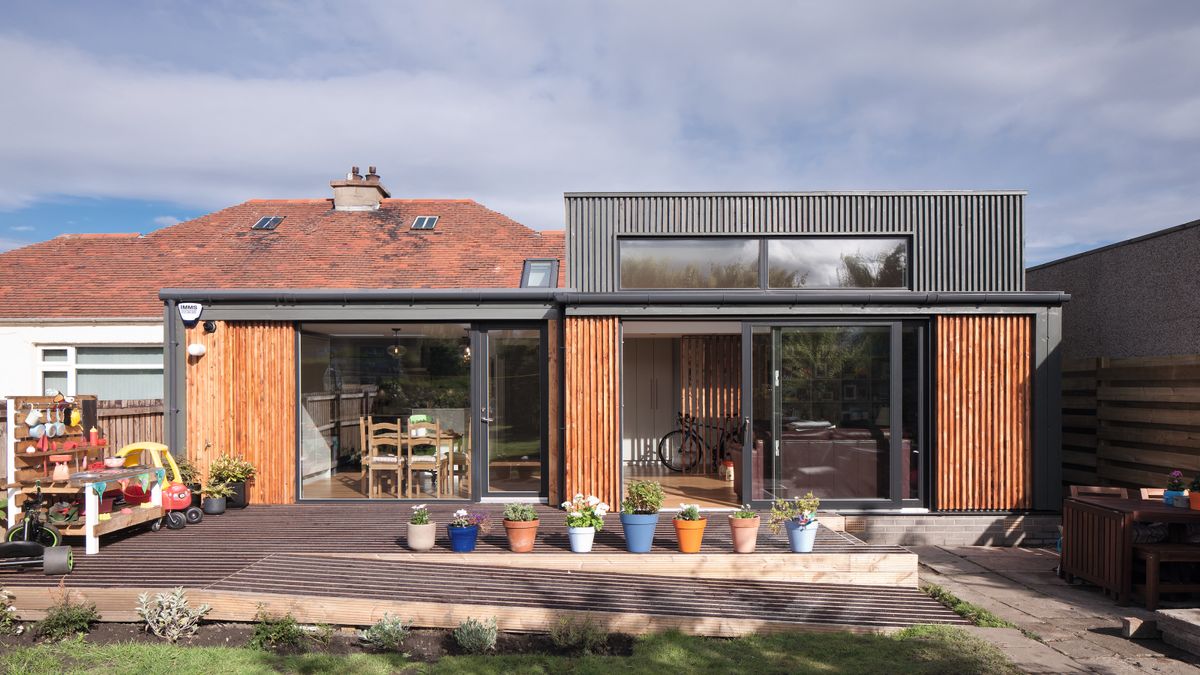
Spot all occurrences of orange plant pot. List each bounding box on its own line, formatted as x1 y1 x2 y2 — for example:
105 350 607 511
673 517 707 553
503 519 539 553
1191 492 1200 511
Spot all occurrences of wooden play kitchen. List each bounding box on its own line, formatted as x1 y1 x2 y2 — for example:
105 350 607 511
5 394 164 555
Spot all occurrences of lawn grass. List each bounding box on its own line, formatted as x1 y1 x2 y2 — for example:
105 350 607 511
0 626 1019 675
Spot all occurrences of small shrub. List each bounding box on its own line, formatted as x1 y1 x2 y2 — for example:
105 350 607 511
209 453 257 484
248 606 307 651
453 616 498 654
621 480 664 514
358 613 411 652
0 590 20 635
503 503 538 522
549 613 608 654
136 587 211 642
310 623 335 649
673 503 703 521
34 590 100 641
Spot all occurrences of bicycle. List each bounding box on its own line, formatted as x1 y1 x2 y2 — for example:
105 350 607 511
656 413 742 473
5 480 63 547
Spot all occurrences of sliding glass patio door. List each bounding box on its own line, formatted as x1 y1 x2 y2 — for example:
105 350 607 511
743 321 924 509
477 326 546 497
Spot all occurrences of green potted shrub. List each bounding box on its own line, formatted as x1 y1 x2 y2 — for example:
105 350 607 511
769 492 820 553
200 482 234 515
208 454 256 509
502 503 539 553
175 457 202 508
620 480 664 553
728 504 760 553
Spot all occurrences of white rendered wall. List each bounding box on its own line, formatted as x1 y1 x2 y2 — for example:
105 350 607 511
0 321 163 400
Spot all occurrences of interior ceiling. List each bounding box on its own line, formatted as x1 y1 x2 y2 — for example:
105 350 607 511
300 322 469 338
622 320 742 337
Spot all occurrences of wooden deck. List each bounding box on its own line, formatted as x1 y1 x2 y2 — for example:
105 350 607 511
2 504 963 635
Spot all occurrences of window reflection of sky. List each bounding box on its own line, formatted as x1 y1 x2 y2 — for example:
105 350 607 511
769 239 906 288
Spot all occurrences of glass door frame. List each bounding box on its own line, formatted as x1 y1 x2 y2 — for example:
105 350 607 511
739 319 927 511
473 322 550 499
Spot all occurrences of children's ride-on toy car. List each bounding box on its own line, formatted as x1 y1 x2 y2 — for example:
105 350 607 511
1 482 74 575
115 442 203 530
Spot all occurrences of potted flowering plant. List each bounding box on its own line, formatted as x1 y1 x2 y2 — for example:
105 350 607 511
619 480 664 553
769 492 820 553
672 503 707 553
407 504 436 551
562 494 608 553
208 453 257 509
728 504 760 553
1190 475 1200 511
502 503 539 553
1165 470 1187 506
447 509 491 553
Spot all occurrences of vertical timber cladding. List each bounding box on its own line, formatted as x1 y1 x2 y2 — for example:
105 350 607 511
679 335 742 473
936 316 1033 510
563 316 620 507
185 321 297 505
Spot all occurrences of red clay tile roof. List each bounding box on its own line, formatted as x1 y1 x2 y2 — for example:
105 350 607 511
0 199 565 319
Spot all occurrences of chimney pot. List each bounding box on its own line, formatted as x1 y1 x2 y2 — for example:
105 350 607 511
330 165 390 211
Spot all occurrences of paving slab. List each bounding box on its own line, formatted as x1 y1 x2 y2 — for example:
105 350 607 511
962 626 1087 673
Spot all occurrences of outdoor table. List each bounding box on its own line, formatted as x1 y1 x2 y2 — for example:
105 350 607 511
69 465 166 555
1060 495 1200 604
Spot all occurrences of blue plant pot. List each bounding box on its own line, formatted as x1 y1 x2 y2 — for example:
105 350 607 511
1164 490 1185 506
784 519 818 553
448 525 479 552
620 513 659 553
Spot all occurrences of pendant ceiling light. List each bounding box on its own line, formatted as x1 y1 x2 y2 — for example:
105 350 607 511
388 328 406 358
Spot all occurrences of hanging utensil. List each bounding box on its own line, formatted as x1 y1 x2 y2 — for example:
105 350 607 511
44 406 58 438
24 402 42 427
53 405 67 436
67 404 81 428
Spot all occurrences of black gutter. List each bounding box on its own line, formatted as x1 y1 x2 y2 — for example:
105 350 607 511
160 288 1069 306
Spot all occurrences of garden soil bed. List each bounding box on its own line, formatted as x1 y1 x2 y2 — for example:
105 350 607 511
0 622 636 661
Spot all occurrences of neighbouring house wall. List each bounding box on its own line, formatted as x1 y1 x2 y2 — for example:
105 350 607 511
185 321 296 504
1026 220 1200 360
935 315 1033 511
563 316 620 507
0 321 163 397
1061 354 1200 489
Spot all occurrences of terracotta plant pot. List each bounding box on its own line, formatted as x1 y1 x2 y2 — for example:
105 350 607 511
728 515 760 553
407 522 436 551
1190 492 1200 511
503 519 539 553
673 517 707 553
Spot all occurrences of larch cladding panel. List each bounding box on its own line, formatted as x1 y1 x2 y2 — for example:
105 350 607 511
566 192 1025 293
185 321 296 504
679 335 742 471
935 316 1032 511
563 316 620 507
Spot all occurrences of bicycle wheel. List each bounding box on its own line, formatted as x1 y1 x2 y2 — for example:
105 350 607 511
658 430 702 472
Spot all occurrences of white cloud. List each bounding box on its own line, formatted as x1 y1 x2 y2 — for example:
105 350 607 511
0 2 1197 259
9 225 33 232
153 215 181 227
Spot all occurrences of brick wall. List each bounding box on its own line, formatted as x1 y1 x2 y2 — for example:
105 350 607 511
847 514 1061 547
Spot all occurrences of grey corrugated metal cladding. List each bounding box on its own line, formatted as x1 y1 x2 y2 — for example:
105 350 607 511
564 192 1026 293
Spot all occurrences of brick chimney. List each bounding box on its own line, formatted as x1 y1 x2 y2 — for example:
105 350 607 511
330 165 390 211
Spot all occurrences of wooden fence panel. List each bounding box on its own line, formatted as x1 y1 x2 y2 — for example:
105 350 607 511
935 315 1032 510
563 316 620 507
1061 354 1200 490
186 321 297 504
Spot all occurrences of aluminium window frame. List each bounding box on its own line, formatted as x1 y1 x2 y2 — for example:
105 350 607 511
520 259 560 288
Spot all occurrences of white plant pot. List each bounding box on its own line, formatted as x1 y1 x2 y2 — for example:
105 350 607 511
568 526 595 553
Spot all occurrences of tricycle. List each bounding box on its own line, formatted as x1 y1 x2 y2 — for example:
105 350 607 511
1 482 74 575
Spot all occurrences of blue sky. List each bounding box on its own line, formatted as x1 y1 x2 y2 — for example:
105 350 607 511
1 1 1198 264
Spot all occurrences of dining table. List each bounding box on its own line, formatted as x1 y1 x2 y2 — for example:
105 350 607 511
1060 495 1200 605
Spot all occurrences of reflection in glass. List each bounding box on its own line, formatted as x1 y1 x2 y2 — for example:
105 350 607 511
768 238 908 288
487 330 543 492
299 323 471 500
775 326 892 500
620 238 759 289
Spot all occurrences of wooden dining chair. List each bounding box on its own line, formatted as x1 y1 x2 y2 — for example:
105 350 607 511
438 430 470 498
362 416 403 498
1139 488 1165 500
406 417 442 498
1069 485 1129 498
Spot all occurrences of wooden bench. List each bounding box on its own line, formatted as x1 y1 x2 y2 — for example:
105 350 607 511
1133 543 1200 610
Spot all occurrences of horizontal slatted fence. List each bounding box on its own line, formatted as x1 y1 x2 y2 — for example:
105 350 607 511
563 316 620 507
186 321 297 504
1062 354 1200 489
679 335 741 474
935 315 1032 511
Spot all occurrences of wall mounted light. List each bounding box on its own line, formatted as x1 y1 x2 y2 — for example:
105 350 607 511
187 343 207 357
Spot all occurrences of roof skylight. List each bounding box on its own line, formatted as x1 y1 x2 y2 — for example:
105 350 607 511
411 216 438 230
521 259 558 288
251 216 284 230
